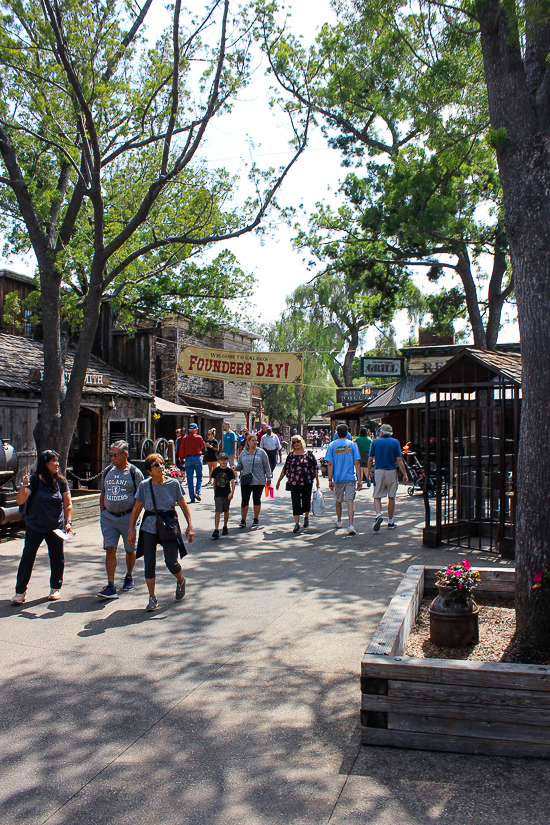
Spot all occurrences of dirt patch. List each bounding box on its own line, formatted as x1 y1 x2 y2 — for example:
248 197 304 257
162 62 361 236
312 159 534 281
404 597 550 666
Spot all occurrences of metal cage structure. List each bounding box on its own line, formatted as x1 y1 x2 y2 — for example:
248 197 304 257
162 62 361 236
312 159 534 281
417 350 521 557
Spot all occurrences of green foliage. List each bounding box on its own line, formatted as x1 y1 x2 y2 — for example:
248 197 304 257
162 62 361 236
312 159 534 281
260 316 334 425
2 290 22 330
0 0 305 353
486 127 508 151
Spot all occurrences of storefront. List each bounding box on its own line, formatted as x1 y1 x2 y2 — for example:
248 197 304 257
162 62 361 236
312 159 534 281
0 332 153 485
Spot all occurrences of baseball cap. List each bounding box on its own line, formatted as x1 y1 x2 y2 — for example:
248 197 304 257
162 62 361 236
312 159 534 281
189 423 198 429
380 424 393 434
218 452 229 460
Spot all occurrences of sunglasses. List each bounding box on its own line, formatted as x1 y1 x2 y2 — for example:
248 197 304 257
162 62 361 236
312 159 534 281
151 462 164 469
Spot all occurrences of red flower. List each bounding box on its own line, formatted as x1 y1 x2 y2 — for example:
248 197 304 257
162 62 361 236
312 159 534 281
462 560 471 570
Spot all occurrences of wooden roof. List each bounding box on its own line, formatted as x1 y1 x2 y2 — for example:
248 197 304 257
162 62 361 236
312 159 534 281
0 333 151 398
416 348 522 391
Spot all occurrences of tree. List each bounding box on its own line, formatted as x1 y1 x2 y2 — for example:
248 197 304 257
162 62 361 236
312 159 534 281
290 205 421 385
260 314 333 427
304 0 549 648
0 0 308 468
264 3 513 349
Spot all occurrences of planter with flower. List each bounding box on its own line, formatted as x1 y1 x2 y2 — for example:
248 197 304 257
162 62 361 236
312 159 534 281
532 564 550 591
429 559 481 647
168 464 184 482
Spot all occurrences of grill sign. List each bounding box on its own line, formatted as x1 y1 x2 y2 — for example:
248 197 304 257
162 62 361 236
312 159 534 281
361 357 403 378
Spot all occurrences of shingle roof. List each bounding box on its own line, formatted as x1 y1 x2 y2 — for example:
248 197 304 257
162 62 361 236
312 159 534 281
364 374 426 409
0 333 151 398
415 348 522 391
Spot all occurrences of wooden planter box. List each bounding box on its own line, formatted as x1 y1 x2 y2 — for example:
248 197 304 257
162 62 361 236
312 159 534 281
361 565 550 759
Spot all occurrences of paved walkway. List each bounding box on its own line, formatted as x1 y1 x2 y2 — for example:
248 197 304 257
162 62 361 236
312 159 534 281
1 481 547 825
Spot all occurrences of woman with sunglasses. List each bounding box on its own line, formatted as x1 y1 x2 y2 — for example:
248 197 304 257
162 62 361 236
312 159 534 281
128 453 194 611
204 428 220 486
276 435 319 532
12 451 73 604
236 432 272 528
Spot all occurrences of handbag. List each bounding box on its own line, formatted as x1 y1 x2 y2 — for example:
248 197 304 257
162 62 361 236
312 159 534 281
240 449 257 486
312 489 326 517
149 478 178 542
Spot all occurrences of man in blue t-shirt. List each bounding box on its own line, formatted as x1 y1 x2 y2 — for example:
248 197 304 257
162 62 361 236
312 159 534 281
367 424 408 531
222 422 238 467
325 423 362 535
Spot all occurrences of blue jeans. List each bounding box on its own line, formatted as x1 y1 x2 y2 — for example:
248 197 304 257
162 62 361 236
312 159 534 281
185 455 203 500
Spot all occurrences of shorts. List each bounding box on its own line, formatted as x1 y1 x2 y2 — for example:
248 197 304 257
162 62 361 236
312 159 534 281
334 480 357 503
100 510 135 553
215 496 230 513
373 469 398 498
359 452 369 468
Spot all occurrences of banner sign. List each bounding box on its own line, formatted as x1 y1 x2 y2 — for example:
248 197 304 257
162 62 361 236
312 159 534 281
177 346 304 384
361 356 404 378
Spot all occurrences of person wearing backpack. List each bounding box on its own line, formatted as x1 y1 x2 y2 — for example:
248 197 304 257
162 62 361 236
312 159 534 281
97 440 144 599
12 450 73 605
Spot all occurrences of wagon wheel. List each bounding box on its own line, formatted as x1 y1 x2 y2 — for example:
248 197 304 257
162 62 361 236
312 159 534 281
138 437 154 460
154 438 170 461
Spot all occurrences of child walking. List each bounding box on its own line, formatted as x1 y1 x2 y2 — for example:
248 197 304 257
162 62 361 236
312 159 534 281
211 453 236 539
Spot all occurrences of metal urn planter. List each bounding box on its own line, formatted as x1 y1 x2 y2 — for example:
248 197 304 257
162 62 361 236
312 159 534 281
429 585 479 647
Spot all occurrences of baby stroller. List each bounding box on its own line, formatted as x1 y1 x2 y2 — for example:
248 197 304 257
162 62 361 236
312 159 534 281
405 452 436 497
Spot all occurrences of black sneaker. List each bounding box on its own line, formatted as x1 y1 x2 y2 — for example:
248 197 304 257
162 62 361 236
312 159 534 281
175 579 186 600
303 517 309 528
195 494 202 502
388 522 397 529
373 515 383 532
98 584 118 599
239 519 246 528
222 525 229 536
293 523 300 533
122 574 134 591
253 518 259 526
212 529 220 539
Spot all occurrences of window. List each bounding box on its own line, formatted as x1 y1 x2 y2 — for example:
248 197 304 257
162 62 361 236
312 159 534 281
129 419 146 450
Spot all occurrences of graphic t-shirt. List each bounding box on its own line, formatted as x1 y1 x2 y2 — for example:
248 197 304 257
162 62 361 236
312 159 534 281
212 466 236 497
325 439 360 483
101 464 144 514
136 477 184 534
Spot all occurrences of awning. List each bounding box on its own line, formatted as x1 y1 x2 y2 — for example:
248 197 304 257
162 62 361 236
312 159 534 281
154 396 196 415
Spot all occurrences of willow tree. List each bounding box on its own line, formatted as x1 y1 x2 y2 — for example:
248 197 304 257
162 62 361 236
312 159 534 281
0 0 308 468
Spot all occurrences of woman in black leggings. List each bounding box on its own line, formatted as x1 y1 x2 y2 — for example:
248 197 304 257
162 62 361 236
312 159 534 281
128 453 194 611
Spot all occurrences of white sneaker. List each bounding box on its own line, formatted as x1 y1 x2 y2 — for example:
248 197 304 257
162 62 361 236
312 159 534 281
48 589 61 601
334 518 343 529
348 525 356 535
11 591 26 605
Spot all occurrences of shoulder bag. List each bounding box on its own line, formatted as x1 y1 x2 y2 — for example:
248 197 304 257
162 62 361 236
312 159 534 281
240 449 257 486
149 478 179 542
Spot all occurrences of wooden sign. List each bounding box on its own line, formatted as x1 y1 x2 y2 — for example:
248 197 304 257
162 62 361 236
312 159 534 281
178 346 304 384
361 357 404 378
408 356 452 375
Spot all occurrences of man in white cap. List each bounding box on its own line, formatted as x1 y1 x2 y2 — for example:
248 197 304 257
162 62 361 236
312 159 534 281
367 424 408 530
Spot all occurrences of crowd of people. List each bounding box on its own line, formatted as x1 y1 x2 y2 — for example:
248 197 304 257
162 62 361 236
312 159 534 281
10 421 408 611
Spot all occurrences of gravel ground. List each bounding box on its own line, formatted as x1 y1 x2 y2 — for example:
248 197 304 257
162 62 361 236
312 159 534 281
405 597 550 665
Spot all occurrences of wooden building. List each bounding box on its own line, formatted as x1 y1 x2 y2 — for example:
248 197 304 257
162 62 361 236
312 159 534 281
0 332 152 485
417 349 521 558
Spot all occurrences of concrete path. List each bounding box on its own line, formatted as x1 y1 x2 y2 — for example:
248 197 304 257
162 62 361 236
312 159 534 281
1 480 547 825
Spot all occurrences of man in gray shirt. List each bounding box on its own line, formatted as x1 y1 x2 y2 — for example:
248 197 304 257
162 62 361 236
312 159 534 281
98 440 144 599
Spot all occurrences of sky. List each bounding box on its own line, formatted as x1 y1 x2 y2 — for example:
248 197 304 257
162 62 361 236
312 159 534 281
0 0 519 347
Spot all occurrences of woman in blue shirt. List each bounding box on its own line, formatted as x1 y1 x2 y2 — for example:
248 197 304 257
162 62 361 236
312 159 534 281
12 450 73 604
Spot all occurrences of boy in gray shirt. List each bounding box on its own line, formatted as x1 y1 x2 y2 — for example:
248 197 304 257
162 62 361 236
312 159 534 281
98 441 144 599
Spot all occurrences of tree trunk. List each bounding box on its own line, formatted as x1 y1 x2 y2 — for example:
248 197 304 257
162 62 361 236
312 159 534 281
480 3 550 647
34 259 64 459
455 251 487 350
485 251 510 351
342 327 359 387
